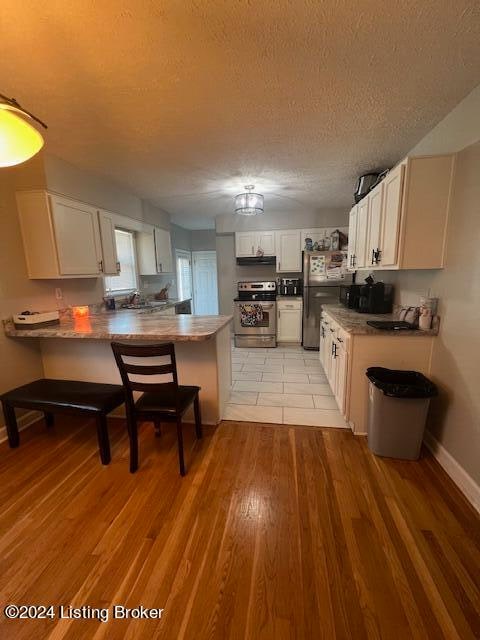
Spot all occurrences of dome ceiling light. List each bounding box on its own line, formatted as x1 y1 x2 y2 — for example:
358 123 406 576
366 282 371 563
0 93 47 168
234 185 264 216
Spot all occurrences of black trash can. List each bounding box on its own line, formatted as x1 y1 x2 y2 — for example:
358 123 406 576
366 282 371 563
366 367 438 460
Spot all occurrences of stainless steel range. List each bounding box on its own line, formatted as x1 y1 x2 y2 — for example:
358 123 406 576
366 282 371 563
234 281 277 348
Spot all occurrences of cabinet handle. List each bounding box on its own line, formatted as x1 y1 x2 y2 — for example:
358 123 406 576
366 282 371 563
252 245 254 254
98 260 103 272
371 249 375 265
337 337 343 343
116 261 121 273
278 261 281 271
376 249 381 264
158 263 162 272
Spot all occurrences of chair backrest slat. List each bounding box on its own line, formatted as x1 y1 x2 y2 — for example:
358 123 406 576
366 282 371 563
122 363 173 376
111 342 179 410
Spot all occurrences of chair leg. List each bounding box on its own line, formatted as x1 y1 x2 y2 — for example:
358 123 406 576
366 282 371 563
154 419 162 437
2 401 19 448
44 412 55 428
194 394 202 439
126 412 139 473
176 417 186 476
96 415 111 465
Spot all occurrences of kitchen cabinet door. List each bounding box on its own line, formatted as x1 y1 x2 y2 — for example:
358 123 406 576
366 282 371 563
257 231 276 256
347 207 358 271
277 302 302 342
355 198 369 269
319 319 329 369
275 230 301 272
379 164 404 267
154 227 173 273
367 185 383 269
50 195 102 276
98 210 119 275
334 339 348 415
235 232 256 257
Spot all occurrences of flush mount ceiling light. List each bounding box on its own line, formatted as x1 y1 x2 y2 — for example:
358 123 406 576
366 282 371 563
234 185 264 216
0 93 47 168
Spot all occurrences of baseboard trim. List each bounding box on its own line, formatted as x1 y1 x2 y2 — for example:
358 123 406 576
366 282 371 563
424 430 480 514
0 410 42 445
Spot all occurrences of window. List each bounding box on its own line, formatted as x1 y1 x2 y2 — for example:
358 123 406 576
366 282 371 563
104 229 138 294
176 249 193 302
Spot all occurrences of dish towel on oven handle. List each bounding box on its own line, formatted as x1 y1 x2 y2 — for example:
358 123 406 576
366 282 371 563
240 303 264 327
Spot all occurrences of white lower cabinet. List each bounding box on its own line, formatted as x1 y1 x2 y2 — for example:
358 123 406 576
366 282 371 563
320 313 350 418
320 309 436 434
277 298 302 342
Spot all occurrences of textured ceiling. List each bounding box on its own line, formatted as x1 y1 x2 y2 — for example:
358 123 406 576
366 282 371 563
1 1 479 229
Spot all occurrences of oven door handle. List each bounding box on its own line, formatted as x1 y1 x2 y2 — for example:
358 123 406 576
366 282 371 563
258 304 274 310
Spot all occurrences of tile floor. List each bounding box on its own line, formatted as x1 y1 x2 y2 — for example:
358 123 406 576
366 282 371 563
225 343 348 427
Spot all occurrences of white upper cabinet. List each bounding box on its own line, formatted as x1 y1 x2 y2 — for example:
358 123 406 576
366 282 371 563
378 164 404 268
154 227 173 273
366 184 383 268
354 198 369 269
275 229 302 272
137 227 172 275
98 209 120 275
16 191 104 278
347 207 358 272
351 154 455 271
235 232 257 257
235 231 275 257
257 231 275 256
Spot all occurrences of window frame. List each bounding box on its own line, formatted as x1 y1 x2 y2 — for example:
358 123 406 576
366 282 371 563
103 228 139 297
175 248 193 307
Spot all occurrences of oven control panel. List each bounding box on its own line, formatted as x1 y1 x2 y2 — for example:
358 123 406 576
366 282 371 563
238 281 277 292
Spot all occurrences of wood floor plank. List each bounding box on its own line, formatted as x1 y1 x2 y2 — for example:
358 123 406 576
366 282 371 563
0 417 478 640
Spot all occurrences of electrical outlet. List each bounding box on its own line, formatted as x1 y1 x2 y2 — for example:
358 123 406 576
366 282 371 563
55 287 63 300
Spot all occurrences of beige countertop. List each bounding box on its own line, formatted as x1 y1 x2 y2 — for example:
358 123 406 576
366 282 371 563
322 304 439 336
3 310 232 342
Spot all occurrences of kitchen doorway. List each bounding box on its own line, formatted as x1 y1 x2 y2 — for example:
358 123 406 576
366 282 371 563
192 251 219 315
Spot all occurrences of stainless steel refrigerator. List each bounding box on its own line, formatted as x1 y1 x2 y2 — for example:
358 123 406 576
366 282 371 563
302 251 352 350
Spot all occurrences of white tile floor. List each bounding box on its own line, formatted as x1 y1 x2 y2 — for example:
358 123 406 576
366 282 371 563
225 343 348 428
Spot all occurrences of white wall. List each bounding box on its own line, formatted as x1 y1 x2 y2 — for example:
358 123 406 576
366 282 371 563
215 207 348 234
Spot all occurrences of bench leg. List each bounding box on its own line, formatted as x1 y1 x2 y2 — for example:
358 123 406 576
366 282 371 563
96 415 111 465
194 394 202 439
127 413 139 473
2 401 19 448
154 419 162 437
176 417 186 476
44 412 55 428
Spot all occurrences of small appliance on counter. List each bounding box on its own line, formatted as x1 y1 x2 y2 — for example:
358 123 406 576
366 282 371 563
279 278 302 296
339 284 362 309
13 310 60 329
357 275 394 314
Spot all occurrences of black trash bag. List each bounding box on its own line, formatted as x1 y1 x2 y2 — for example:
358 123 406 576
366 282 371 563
366 367 438 399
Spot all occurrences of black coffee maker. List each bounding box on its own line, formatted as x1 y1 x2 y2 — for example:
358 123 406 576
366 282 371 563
358 275 393 314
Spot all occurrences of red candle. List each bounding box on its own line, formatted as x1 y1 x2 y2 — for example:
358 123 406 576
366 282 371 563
72 305 90 319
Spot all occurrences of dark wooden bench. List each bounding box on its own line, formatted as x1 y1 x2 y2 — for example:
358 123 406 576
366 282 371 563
1 379 125 465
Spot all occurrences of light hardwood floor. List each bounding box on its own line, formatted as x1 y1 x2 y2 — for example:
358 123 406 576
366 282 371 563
0 416 479 639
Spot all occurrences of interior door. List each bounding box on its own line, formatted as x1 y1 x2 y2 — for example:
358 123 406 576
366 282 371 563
192 251 219 315
50 195 102 275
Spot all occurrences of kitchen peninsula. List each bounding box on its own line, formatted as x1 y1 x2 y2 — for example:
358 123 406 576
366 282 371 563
4 309 233 424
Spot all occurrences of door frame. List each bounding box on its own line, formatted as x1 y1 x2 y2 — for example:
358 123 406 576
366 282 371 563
192 250 219 315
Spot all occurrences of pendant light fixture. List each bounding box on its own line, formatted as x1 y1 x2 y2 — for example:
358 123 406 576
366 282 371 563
0 94 47 168
234 185 264 216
